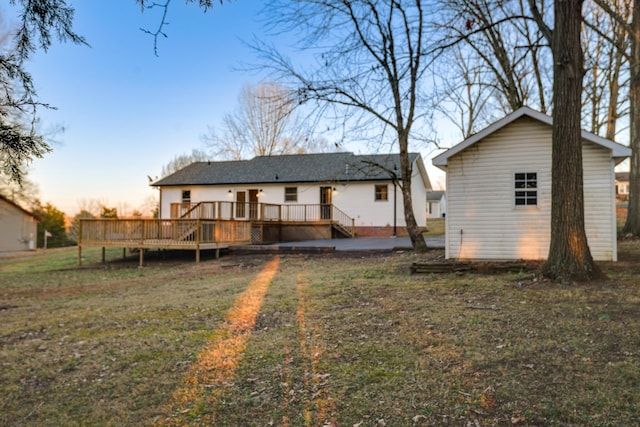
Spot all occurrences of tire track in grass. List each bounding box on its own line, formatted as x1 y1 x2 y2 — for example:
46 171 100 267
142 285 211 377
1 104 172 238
296 273 337 427
157 256 280 426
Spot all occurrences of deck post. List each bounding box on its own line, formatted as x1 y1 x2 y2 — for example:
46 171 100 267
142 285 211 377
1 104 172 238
139 248 144 267
101 247 106 263
122 248 126 259
78 221 83 266
196 219 201 263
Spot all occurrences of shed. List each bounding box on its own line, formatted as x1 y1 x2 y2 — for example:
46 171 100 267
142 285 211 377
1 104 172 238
432 107 630 261
0 194 38 252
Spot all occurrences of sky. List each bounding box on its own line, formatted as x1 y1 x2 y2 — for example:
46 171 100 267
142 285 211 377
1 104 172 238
11 0 446 216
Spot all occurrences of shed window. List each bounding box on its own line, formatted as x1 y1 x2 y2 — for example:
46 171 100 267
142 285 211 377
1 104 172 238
375 184 388 201
181 190 191 204
515 172 537 206
284 187 298 202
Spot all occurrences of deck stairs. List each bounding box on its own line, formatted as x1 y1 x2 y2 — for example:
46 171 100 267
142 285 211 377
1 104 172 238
177 222 198 241
332 222 354 238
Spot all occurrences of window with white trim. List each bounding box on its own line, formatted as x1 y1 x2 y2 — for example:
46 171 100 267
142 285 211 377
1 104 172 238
181 190 191 204
514 172 537 206
375 184 388 201
284 187 298 202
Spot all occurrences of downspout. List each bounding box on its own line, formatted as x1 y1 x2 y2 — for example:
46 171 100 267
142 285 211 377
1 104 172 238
393 181 397 237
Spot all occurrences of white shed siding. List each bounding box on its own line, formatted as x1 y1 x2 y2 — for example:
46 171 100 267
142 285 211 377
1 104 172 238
446 118 551 260
446 117 618 261
582 142 617 261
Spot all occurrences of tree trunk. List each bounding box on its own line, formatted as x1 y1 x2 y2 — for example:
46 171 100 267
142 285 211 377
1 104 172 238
398 131 427 252
623 5 640 236
542 0 602 281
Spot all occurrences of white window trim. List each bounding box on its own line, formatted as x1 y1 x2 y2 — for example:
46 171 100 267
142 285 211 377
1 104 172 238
284 187 298 203
375 184 389 202
514 172 538 207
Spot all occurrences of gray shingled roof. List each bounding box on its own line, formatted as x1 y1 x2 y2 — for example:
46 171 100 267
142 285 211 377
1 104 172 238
427 190 445 201
615 171 629 182
153 152 420 186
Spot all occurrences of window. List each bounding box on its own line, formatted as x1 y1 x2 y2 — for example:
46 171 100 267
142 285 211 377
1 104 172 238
375 184 388 201
181 190 191 204
284 187 298 202
515 172 537 206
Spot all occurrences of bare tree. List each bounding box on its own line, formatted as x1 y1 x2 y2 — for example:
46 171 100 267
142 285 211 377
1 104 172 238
135 0 224 55
528 0 601 281
0 168 40 209
582 0 629 139
160 148 211 178
436 0 552 114
590 0 640 237
202 82 325 160
256 0 432 252
431 45 497 140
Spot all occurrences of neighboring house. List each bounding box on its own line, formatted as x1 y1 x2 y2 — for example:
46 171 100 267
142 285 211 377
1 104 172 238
432 107 630 262
615 171 629 200
427 190 446 218
153 152 431 238
0 194 38 252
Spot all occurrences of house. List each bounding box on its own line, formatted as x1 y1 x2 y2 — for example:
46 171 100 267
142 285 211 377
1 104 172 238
615 171 629 200
432 107 630 262
0 194 38 252
153 152 431 239
427 190 446 218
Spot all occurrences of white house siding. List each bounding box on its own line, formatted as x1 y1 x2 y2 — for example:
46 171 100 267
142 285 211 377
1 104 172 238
334 167 427 229
411 164 428 228
427 201 440 219
445 117 618 262
160 178 427 231
427 194 446 219
333 181 400 227
0 199 37 252
159 156 429 232
161 182 423 227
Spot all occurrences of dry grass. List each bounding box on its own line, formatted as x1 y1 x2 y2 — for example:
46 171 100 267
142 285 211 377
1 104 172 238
424 218 445 236
1 244 640 426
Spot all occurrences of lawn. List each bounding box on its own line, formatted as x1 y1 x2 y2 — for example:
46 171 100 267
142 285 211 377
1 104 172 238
1 244 640 426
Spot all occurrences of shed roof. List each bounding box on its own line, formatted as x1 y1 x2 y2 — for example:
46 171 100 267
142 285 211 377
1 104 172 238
432 106 631 170
0 194 39 220
153 152 430 188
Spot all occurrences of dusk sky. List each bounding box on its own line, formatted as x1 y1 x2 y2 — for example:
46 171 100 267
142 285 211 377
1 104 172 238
14 0 446 215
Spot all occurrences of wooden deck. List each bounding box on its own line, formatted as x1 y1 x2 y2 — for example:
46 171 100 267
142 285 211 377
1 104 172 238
78 218 251 266
78 202 356 266
170 201 355 237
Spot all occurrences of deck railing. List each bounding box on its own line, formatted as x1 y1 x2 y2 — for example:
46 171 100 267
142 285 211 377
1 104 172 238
79 218 251 246
170 201 355 236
